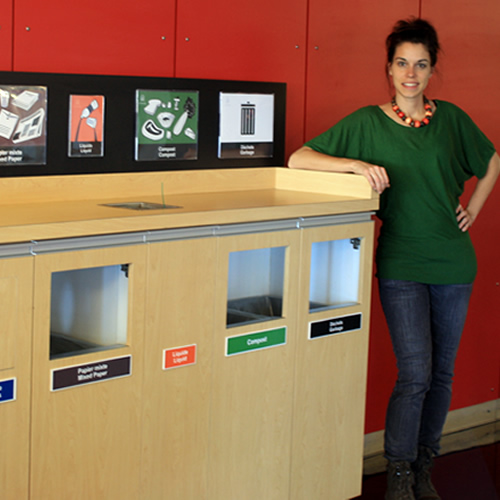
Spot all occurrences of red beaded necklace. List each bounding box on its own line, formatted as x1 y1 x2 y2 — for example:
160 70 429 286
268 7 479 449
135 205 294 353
391 97 433 128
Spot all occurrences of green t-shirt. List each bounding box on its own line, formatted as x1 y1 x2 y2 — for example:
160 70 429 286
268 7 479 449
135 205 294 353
305 101 495 284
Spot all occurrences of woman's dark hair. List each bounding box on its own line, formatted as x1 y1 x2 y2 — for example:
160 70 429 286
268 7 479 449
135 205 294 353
386 18 440 67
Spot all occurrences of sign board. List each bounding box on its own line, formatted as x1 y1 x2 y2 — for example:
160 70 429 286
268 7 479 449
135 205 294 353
163 344 197 370
135 89 199 161
309 313 362 340
51 355 132 391
226 327 286 356
0 85 47 165
68 95 105 157
218 92 274 159
0 378 16 403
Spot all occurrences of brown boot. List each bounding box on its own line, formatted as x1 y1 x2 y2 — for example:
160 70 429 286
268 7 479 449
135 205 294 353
385 460 416 500
412 446 441 499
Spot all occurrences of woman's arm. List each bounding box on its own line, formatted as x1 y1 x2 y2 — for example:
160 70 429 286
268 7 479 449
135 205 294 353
457 152 500 231
288 146 390 194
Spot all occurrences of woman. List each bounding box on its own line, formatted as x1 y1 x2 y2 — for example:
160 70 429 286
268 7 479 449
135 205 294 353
288 18 499 500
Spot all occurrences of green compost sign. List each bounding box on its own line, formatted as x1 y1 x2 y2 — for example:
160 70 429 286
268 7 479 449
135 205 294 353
226 327 287 356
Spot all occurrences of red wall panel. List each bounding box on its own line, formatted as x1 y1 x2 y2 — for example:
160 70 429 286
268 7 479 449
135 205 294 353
0 0 13 70
13 0 176 76
174 0 308 160
422 0 500 412
304 0 419 141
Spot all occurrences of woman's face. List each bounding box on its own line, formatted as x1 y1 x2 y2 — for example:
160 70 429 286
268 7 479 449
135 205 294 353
388 42 434 100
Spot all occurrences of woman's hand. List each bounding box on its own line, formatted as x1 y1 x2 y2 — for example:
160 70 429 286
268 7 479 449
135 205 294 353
456 204 474 232
351 160 391 195
457 153 500 232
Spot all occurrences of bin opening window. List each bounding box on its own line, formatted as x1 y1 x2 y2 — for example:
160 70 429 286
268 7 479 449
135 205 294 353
50 264 129 359
227 246 286 327
309 238 361 312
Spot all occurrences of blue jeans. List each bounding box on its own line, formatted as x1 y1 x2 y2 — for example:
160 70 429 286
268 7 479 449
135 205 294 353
378 279 473 463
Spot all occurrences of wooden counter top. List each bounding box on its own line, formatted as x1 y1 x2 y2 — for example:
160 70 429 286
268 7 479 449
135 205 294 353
0 167 378 244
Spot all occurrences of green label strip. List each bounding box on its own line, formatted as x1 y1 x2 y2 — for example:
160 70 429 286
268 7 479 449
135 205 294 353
226 327 287 356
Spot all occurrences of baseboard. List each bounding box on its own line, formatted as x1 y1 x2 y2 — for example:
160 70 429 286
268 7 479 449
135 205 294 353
363 398 500 476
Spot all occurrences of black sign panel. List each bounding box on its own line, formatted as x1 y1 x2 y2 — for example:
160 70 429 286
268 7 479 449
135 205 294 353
51 355 132 391
0 71 286 178
309 313 362 340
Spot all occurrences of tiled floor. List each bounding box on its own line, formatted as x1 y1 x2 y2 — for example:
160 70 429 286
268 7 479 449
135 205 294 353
354 442 500 499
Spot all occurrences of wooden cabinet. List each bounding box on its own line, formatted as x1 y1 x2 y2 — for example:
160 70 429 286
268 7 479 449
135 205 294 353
30 245 147 500
0 254 33 500
140 215 376 499
141 236 217 499
0 219 374 500
209 229 301 499
0 168 378 499
291 221 374 500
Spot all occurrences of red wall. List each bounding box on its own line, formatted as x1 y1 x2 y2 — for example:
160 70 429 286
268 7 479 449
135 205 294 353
1 0 499 434
423 0 500 418
13 0 177 77
0 0 13 69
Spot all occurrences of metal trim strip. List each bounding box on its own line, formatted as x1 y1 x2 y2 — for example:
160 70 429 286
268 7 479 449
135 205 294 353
1 212 375 255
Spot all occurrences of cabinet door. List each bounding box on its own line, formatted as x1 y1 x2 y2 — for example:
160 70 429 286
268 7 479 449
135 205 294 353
291 221 374 500
0 256 33 500
30 245 146 500
305 0 418 140
141 237 217 500
13 0 176 76
209 230 301 500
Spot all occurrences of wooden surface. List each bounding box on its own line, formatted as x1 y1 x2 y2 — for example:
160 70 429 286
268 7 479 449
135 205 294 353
0 168 377 244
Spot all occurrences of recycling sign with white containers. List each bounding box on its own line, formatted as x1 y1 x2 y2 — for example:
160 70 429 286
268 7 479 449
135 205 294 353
0 85 47 165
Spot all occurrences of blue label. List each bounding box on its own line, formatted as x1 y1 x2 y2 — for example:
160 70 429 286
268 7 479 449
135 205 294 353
0 378 16 403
